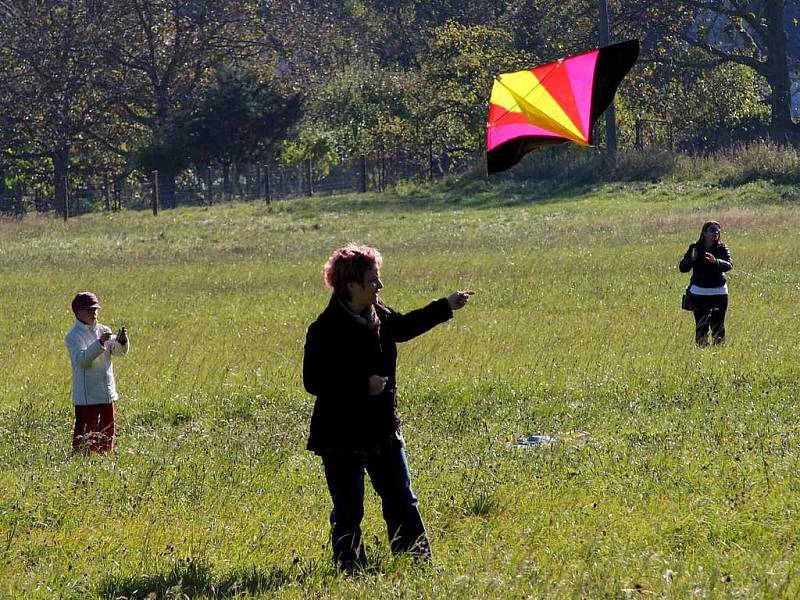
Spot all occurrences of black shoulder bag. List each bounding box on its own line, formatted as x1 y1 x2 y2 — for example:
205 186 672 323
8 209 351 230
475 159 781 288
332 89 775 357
681 286 693 311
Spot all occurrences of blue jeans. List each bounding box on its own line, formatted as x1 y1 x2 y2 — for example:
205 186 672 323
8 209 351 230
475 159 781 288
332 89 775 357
321 439 430 569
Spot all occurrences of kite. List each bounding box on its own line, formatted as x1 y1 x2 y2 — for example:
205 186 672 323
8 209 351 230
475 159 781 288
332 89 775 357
486 39 640 174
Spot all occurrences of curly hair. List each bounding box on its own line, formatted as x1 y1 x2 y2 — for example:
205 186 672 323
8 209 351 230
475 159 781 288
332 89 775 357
323 243 383 299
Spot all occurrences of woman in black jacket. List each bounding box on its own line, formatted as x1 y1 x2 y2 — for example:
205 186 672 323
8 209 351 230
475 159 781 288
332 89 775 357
679 221 733 345
303 243 473 572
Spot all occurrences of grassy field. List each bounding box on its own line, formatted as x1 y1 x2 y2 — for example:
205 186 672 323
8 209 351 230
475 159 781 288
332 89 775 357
2 177 800 598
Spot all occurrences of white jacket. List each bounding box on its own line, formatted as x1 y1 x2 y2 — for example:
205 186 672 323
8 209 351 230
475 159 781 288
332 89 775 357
65 320 130 406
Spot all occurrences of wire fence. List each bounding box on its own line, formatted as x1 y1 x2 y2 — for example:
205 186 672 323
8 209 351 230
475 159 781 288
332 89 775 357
0 117 707 217
0 152 472 217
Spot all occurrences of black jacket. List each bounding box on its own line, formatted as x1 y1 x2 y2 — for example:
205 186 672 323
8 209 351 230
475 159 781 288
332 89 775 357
303 295 453 453
679 242 733 288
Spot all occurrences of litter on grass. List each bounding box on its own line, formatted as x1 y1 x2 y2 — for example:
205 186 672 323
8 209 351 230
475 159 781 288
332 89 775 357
510 431 590 449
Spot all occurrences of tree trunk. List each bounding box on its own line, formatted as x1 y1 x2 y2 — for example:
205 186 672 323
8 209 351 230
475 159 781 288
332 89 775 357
103 176 111 211
234 162 246 199
157 169 176 208
222 163 232 201
764 0 798 140
264 164 272 204
14 183 23 218
253 163 260 200
203 164 213 206
113 177 122 211
52 147 69 217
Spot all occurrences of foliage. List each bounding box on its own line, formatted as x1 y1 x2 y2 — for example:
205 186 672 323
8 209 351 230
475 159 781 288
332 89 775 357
0 0 112 213
660 0 800 138
619 50 771 150
0 0 797 213
185 68 302 168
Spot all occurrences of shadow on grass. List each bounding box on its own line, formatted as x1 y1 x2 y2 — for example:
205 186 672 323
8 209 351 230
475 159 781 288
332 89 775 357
262 175 598 218
97 557 324 599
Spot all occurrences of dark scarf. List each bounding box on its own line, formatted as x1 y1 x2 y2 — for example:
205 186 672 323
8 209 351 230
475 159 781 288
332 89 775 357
337 297 381 338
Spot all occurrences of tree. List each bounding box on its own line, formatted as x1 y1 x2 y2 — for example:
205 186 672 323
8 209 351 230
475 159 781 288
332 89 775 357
685 0 798 138
629 0 800 140
100 0 259 208
412 22 523 168
0 0 111 215
185 67 301 201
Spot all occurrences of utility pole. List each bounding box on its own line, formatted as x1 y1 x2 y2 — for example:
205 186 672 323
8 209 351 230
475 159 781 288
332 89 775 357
598 0 618 157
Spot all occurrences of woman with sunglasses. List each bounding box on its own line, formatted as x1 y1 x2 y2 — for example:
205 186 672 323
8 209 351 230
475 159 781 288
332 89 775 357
679 221 733 346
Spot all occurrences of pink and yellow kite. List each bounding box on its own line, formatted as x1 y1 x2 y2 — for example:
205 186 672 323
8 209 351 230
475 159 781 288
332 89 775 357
486 39 639 173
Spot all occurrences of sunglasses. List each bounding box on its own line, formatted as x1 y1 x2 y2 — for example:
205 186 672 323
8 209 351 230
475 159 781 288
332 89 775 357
707 228 720 234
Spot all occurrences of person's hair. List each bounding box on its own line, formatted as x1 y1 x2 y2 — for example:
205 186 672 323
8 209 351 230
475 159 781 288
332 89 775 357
697 221 722 246
323 243 383 299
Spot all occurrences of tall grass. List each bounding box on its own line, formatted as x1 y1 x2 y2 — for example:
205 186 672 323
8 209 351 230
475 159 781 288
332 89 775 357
1 178 800 598
480 140 800 188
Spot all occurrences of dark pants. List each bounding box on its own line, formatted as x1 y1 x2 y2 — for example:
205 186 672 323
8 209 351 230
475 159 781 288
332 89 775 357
73 403 115 453
691 294 728 346
321 439 430 570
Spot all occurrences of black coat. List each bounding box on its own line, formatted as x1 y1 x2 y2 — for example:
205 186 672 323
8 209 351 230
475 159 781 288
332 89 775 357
303 295 453 453
679 242 733 288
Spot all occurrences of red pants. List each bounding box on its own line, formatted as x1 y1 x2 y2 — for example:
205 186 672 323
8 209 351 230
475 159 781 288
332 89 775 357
73 404 115 453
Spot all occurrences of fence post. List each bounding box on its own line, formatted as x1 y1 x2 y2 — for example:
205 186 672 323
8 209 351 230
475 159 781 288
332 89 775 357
103 176 111 211
14 183 23 217
63 175 69 221
360 155 367 193
305 159 313 196
265 164 272 204
151 170 159 216
635 119 642 149
113 177 122 211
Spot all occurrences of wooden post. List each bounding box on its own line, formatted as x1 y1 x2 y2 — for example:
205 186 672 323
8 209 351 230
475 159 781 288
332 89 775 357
380 154 386 192
635 119 642 149
113 177 122 211
265 164 272 204
151 170 159 216
305 159 313 196
253 163 260 200
360 155 367 193
14 183 23 218
204 166 213 206
63 175 69 221
103 176 111 211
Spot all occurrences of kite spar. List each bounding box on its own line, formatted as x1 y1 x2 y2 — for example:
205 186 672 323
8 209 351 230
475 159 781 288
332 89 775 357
486 39 639 174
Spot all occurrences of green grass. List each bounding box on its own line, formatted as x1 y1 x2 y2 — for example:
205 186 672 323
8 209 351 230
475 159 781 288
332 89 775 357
2 178 800 598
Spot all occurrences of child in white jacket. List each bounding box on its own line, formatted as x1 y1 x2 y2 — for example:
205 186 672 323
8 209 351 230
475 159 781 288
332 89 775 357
65 292 130 453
